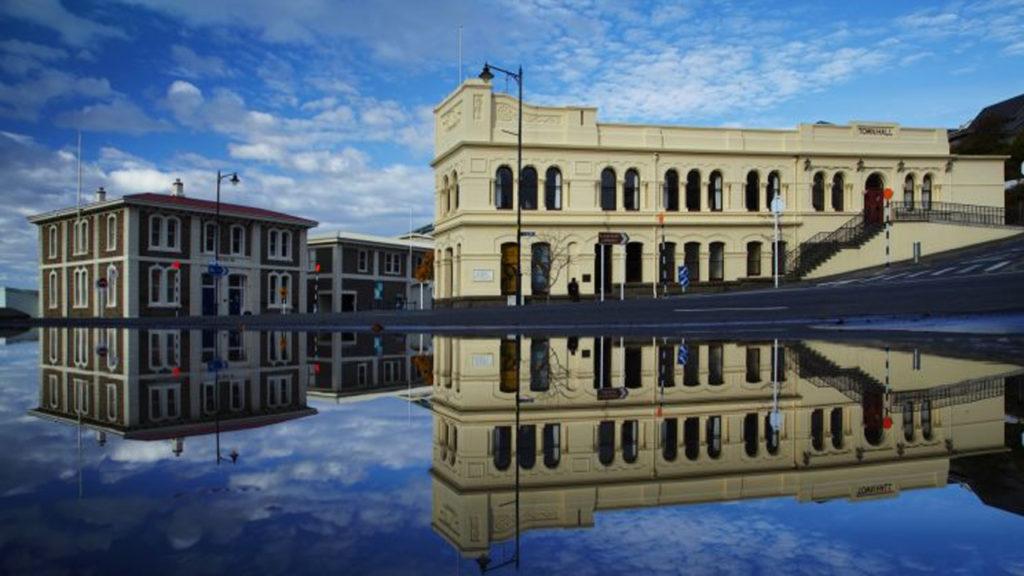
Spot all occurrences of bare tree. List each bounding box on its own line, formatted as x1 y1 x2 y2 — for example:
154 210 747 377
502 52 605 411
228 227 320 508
529 231 574 301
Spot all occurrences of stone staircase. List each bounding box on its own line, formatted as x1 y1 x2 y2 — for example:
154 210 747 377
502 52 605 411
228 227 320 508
788 342 885 402
785 215 883 280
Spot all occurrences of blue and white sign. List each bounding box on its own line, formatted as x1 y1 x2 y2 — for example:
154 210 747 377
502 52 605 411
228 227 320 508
676 344 689 366
206 359 228 372
677 265 690 288
207 261 229 277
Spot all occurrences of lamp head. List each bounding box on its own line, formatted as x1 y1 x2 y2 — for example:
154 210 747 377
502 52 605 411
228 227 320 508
479 64 493 82
230 172 240 186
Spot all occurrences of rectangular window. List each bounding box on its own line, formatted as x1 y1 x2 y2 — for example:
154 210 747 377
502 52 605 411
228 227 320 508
230 381 245 412
73 328 89 367
227 330 246 362
105 328 119 371
267 331 292 364
203 222 218 254
73 268 89 308
106 266 118 309
148 265 180 307
358 249 369 273
148 330 181 372
148 384 180 422
267 375 292 408
384 253 401 275
148 215 181 251
48 328 59 364
268 273 292 309
202 381 217 415
73 219 89 255
357 362 369 386
383 360 400 383
230 225 246 255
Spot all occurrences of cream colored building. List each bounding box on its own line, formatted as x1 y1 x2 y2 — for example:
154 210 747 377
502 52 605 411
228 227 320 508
432 79 1018 306
429 336 1021 557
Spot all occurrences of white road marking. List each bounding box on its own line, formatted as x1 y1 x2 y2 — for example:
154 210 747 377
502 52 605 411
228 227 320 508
930 267 957 276
674 306 789 312
955 264 981 274
884 272 909 281
904 270 930 279
985 260 1011 272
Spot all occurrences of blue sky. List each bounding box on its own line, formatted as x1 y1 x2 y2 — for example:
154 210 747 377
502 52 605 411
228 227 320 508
1 0 1024 288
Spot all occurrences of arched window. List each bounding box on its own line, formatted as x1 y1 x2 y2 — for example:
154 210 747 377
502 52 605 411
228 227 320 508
518 424 536 469
530 243 551 295
544 167 562 210
441 175 450 214
766 171 780 209
684 242 700 282
765 414 780 455
686 169 701 211
709 343 724 385
811 408 824 451
746 241 762 277
708 171 723 212
744 412 759 457
600 168 616 211
48 225 58 259
73 267 89 309
106 213 117 251
903 401 915 442
230 224 246 255
904 174 915 209
493 426 512 470
683 343 700 386
746 346 761 383
623 169 640 211
529 338 550 391
74 218 90 255
922 174 932 210
745 171 760 211
709 241 725 281
495 166 514 209
622 420 639 463
520 166 538 210
452 172 460 210
831 173 845 211
684 417 700 461
830 408 844 449
543 423 561 469
662 418 678 461
664 169 679 211
706 416 722 459
499 337 518 393
625 242 643 283
598 420 615 466
106 264 118 309
48 271 58 309
812 172 825 212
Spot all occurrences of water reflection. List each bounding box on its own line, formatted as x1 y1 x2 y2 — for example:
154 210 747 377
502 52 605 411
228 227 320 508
430 336 1024 562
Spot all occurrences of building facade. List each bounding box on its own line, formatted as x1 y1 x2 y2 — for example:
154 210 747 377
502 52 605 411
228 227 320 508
306 331 432 401
28 184 317 318
307 231 433 313
432 79 1015 306
429 335 1022 557
32 326 315 456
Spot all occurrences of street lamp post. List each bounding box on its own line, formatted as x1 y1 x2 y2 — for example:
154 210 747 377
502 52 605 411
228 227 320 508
213 170 239 315
479 62 523 307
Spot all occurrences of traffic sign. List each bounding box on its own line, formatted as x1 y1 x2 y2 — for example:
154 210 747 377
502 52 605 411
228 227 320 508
770 195 785 214
597 387 629 401
94 344 108 357
769 411 783 432
208 262 229 277
207 359 228 372
519 230 536 237
96 278 108 289
677 344 689 366
598 231 630 245
677 265 690 287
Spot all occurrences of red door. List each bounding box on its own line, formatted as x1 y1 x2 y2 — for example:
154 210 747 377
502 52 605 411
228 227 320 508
864 188 884 225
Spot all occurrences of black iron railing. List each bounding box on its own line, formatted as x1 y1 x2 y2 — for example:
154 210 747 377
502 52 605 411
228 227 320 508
785 214 882 278
891 201 1011 227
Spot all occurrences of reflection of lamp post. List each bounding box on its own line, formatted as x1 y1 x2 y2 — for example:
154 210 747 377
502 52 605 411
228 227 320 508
479 63 523 307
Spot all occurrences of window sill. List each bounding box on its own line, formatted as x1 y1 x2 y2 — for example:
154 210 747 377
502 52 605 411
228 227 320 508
148 246 181 253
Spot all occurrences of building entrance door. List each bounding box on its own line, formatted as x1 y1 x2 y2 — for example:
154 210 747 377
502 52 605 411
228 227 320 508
201 274 217 316
228 274 245 315
500 243 518 296
864 188 884 225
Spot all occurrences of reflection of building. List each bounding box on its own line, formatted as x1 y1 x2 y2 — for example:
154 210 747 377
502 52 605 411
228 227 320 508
0 286 38 318
28 182 317 319
306 331 432 401
432 79 1014 306
430 337 1022 557
30 327 315 454
307 231 433 313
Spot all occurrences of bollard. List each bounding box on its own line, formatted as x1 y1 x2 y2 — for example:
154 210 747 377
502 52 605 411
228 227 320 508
913 242 921 264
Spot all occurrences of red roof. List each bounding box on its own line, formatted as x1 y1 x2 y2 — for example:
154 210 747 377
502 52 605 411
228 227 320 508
125 193 318 227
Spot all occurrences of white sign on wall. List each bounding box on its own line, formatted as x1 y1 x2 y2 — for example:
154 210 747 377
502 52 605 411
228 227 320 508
472 354 494 367
472 269 494 282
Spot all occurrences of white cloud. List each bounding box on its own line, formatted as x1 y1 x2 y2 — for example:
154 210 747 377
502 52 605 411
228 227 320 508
2 0 128 48
0 68 113 121
169 45 233 79
55 98 170 135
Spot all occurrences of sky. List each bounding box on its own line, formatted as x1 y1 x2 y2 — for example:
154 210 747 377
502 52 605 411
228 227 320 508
1 0 1024 288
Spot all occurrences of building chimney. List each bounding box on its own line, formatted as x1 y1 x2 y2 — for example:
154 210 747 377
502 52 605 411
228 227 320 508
171 178 184 197
94 186 106 202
